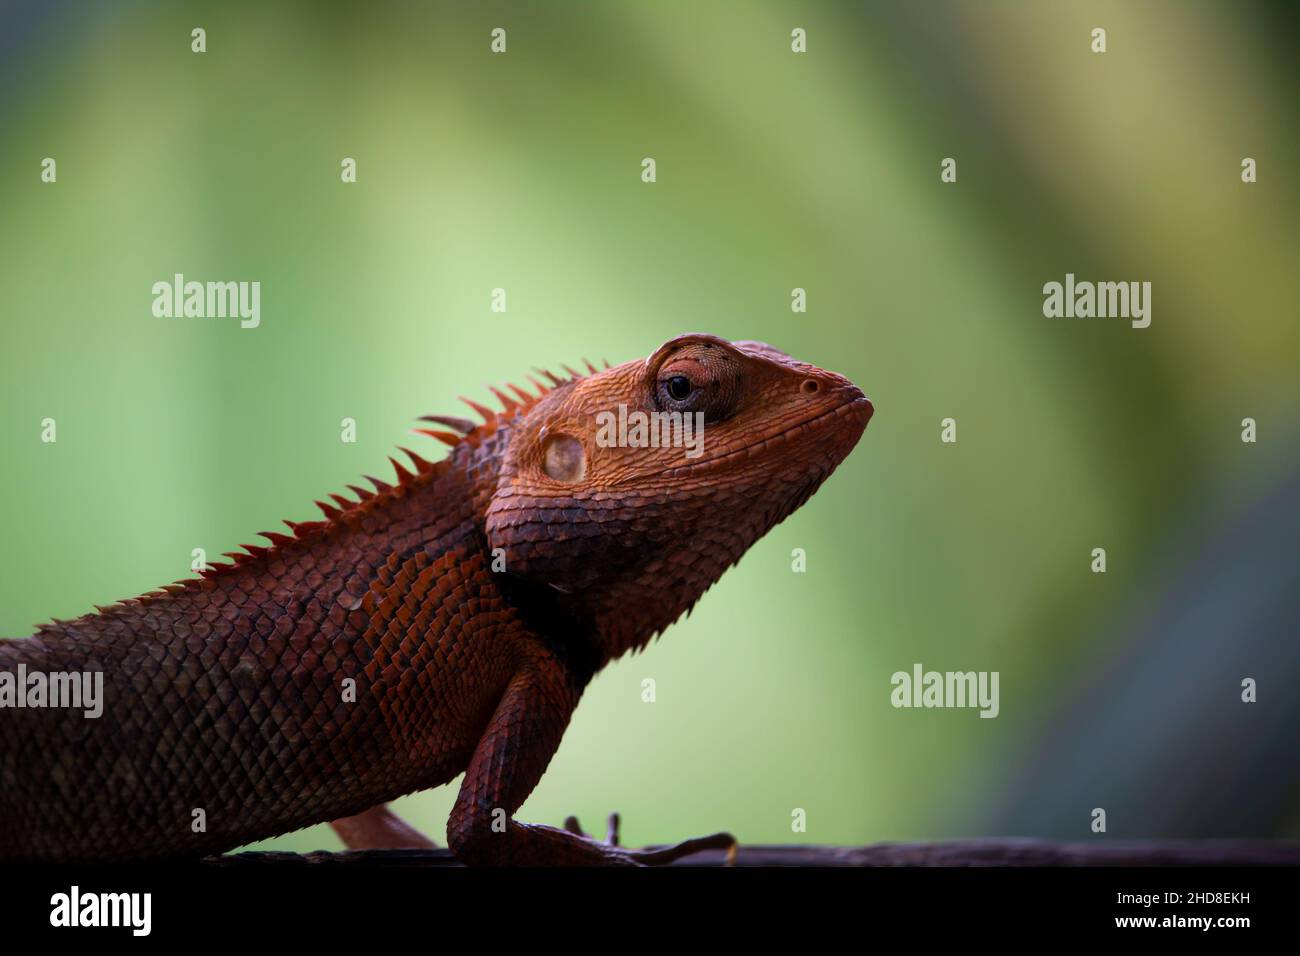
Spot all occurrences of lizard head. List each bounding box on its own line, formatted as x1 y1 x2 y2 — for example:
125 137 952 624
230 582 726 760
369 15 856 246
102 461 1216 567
485 333 873 658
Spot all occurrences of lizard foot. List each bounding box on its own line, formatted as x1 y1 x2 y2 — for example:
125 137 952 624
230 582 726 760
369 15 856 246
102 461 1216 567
562 812 738 866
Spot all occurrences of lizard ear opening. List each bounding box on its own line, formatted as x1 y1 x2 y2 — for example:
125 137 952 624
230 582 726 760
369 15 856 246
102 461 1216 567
542 433 586 483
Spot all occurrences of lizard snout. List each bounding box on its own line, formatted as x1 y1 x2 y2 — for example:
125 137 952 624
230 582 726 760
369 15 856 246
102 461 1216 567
798 370 873 429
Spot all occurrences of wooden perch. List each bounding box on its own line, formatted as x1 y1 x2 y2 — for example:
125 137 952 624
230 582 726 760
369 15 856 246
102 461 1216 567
207 839 1300 867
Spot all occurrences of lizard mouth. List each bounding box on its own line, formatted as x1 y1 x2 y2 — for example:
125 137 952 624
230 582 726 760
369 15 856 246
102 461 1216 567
624 393 873 483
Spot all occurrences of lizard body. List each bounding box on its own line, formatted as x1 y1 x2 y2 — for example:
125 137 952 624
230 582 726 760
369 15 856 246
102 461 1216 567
0 333 871 865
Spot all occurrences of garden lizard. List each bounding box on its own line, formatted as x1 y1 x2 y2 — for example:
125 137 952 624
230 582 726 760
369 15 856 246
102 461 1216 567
0 333 872 865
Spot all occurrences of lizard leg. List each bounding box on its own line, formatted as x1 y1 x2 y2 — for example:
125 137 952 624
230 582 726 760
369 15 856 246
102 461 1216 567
330 803 437 850
447 660 734 866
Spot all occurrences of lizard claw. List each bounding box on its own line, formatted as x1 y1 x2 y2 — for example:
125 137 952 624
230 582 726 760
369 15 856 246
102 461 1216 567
561 812 619 844
560 812 736 865
625 831 738 866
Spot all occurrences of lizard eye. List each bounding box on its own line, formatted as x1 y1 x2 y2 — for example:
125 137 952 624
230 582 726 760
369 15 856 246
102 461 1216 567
665 375 693 401
648 341 744 423
656 373 702 411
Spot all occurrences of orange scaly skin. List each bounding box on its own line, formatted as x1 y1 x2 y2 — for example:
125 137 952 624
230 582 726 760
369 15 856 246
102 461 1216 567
0 334 872 865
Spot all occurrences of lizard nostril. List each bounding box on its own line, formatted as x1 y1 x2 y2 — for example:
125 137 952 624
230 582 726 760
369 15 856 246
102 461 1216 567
801 379 820 395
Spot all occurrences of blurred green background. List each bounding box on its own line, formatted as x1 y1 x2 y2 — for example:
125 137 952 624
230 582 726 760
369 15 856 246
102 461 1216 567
1 1 1297 851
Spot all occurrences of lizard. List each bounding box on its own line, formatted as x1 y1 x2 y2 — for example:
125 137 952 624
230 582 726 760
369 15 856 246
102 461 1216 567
0 333 873 865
